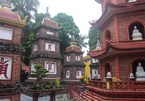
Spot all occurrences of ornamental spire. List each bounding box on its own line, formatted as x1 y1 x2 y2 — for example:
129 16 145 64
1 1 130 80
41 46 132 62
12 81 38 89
45 7 50 18
70 35 77 46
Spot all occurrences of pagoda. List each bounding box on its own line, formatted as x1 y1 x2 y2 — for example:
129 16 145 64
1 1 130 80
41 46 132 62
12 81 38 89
0 0 26 100
63 37 85 84
28 7 62 82
76 0 145 100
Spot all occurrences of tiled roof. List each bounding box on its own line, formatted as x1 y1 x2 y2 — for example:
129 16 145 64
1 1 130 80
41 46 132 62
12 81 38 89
41 18 59 30
65 44 82 53
89 40 145 57
110 41 145 49
0 6 26 27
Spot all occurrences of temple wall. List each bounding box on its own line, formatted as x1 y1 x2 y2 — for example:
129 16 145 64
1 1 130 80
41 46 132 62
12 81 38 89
100 56 115 78
0 25 22 44
101 19 115 49
0 54 21 84
119 54 145 81
117 11 145 41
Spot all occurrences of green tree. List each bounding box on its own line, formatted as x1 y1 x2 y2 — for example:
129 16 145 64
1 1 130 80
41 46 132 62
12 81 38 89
88 26 100 50
10 0 40 66
22 32 34 66
11 0 39 20
53 13 86 56
11 0 40 31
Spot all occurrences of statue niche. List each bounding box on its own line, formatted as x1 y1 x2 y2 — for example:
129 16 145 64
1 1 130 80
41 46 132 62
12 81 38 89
132 26 143 40
136 62 145 81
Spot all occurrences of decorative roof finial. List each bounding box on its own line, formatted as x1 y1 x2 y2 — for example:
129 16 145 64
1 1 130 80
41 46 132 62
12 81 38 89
45 7 50 18
70 35 77 45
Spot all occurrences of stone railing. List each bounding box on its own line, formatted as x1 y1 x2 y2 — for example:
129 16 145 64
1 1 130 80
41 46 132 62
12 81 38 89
88 80 145 91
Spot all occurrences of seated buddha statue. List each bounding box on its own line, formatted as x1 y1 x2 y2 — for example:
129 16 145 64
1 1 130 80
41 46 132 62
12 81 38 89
136 62 145 80
132 26 143 40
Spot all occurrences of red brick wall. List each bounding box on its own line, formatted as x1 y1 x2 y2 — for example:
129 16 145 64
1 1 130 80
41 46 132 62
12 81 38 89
101 19 115 49
0 54 21 84
117 11 145 41
0 25 22 44
100 56 115 78
100 54 145 81
119 54 145 81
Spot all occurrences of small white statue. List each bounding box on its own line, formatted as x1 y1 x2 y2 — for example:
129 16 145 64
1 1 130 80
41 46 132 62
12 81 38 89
129 73 135 79
106 71 112 79
132 26 143 40
136 62 145 77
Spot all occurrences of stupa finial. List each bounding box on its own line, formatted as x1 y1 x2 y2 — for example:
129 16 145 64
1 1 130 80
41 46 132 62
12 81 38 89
70 35 77 45
45 7 50 18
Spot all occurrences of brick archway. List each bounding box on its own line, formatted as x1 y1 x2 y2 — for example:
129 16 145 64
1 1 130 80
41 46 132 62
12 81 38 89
104 63 111 77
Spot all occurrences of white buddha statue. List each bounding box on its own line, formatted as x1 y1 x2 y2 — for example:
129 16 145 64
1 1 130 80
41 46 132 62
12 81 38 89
136 62 145 81
132 26 143 40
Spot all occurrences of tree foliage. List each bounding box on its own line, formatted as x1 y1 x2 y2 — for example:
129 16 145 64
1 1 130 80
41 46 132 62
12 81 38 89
88 26 100 50
12 0 39 20
53 13 87 56
31 64 48 90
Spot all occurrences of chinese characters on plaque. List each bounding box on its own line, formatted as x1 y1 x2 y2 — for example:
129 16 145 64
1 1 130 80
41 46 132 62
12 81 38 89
0 57 12 80
45 61 56 74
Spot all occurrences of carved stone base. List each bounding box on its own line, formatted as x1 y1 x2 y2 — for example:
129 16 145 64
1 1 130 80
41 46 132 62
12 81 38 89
136 77 145 81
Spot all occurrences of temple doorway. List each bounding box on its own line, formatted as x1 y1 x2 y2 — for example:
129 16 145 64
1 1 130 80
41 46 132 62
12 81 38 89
105 63 111 77
132 59 145 77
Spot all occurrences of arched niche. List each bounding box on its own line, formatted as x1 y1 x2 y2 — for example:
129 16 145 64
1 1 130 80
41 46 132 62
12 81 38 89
105 30 111 41
104 63 111 77
129 22 144 40
132 59 145 78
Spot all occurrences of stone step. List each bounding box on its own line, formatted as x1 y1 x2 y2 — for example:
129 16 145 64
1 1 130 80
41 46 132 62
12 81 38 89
80 90 102 101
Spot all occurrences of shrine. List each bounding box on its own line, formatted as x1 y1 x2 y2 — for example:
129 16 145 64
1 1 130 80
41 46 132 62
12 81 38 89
0 0 26 100
73 0 145 100
63 38 84 84
28 7 62 82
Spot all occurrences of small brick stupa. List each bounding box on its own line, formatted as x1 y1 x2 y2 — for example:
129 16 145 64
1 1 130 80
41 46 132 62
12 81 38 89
63 36 85 84
28 7 62 82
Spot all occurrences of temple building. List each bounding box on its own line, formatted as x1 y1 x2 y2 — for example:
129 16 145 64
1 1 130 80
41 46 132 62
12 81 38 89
0 0 26 100
90 0 145 81
63 38 85 84
78 0 145 100
28 8 62 81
